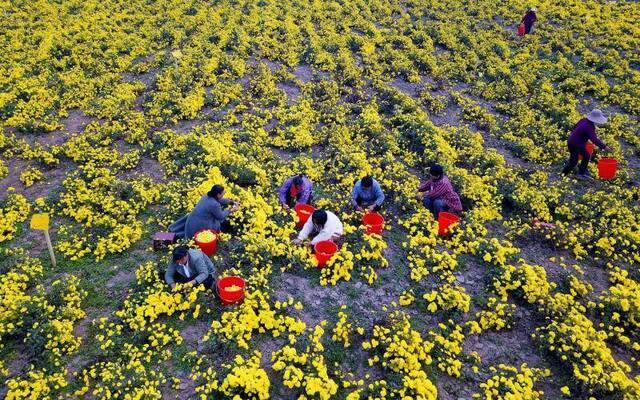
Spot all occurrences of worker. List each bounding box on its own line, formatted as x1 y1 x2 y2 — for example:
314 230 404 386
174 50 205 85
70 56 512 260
416 165 463 218
293 209 344 246
351 176 385 212
165 246 216 290
562 109 611 178
169 184 240 238
521 7 538 34
279 174 313 209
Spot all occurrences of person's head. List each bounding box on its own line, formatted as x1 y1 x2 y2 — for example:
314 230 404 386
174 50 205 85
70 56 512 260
207 184 225 200
361 176 374 189
292 174 304 189
172 245 189 265
430 164 444 179
586 109 608 126
311 209 328 228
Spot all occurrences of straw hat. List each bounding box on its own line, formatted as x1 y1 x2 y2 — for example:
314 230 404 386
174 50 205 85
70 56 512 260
586 109 608 125
530 7 537 11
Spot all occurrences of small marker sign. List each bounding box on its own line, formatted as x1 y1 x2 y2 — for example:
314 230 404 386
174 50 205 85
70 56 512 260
30 213 50 230
30 213 56 268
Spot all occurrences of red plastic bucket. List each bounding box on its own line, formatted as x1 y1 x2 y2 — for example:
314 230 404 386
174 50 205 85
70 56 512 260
438 212 460 236
579 142 594 160
314 240 338 268
598 158 617 180
194 229 218 256
363 212 384 235
217 276 246 305
517 24 525 36
294 204 315 228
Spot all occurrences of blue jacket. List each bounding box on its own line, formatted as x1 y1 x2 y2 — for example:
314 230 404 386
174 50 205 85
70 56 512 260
351 179 385 207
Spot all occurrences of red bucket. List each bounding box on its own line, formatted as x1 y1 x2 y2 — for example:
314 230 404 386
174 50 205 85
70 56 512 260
194 229 218 256
517 24 525 36
314 240 338 268
294 204 315 228
363 212 384 235
438 212 460 236
579 142 594 160
598 158 617 180
217 276 246 305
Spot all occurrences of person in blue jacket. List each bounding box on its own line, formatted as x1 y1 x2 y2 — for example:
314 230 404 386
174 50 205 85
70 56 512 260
351 176 385 212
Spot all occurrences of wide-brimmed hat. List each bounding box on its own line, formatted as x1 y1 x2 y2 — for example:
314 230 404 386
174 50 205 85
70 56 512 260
586 109 608 125
530 7 537 11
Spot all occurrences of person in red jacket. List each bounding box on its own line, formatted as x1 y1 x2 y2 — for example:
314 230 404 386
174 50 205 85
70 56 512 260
416 165 462 218
521 7 538 34
562 109 611 178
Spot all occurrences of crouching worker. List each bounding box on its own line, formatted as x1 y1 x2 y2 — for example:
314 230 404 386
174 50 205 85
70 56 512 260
520 7 537 35
169 184 240 238
562 109 611 179
351 176 385 212
293 209 343 246
165 245 216 290
416 165 462 218
279 174 313 210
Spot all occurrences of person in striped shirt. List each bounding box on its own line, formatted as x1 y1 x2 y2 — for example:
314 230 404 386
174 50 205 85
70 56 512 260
416 165 463 218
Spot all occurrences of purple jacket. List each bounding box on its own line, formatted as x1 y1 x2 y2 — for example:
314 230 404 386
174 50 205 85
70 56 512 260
278 176 312 205
521 11 537 30
568 118 606 149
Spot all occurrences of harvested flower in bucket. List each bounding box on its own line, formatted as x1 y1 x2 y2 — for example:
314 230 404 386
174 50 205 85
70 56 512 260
195 230 217 243
225 284 242 292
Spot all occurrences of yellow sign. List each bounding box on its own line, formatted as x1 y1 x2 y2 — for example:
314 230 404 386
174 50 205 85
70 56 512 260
30 213 50 230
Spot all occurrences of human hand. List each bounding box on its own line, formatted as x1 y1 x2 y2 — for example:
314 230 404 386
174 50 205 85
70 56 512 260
283 204 290 211
292 238 303 245
367 205 376 212
356 206 364 212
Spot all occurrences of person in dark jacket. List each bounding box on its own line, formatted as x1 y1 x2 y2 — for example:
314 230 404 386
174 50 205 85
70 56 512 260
416 165 463 218
165 246 216 290
562 109 611 178
521 7 537 34
169 185 240 238
278 174 313 210
351 176 385 212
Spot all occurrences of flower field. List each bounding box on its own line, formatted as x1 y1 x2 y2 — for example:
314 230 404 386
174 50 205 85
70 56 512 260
1 0 639 398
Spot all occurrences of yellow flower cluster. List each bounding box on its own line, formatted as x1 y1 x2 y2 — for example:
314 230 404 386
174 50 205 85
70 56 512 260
5 371 68 400
18 166 43 187
423 284 471 313
271 324 339 399
0 191 31 243
205 290 306 349
219 353 270 399
474 364 549 399
331 305 356 348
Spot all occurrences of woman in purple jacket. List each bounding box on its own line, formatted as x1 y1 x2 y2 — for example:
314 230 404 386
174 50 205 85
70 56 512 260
521 7 538 34
562 109 611 178
278 174 313 210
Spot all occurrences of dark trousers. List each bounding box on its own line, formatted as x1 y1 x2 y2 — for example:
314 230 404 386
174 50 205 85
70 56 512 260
173 273 215 289
355 196 381 212
220 219 234 234
285 192 312 208
562 144 590 175
423 197 448 218
525 23 534 34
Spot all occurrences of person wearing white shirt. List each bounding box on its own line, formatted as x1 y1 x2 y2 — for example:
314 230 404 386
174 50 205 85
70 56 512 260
293 209 344 246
